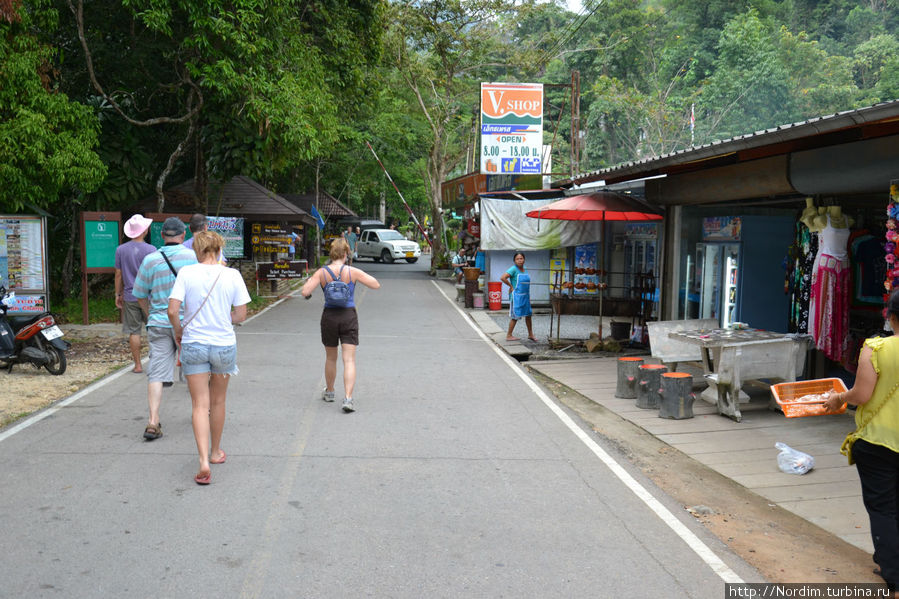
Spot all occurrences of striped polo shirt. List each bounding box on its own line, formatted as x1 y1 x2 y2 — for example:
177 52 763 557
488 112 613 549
132 244 198 328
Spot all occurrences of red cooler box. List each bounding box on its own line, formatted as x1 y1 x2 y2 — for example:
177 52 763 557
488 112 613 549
487 282 502 311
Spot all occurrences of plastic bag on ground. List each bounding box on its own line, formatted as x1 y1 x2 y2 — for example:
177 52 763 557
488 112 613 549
775 442 815 475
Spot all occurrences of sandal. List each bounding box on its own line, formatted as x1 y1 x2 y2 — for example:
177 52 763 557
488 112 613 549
143 423 162 441
210 450 226 464
194 471 211 485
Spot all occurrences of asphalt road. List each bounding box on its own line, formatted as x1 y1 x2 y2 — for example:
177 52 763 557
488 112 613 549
0 257 760 598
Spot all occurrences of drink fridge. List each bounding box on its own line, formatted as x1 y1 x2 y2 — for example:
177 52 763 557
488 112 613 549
692 243 741 328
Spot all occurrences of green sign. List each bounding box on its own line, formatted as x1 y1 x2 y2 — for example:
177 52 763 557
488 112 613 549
149 220 192 248
84 220 120 269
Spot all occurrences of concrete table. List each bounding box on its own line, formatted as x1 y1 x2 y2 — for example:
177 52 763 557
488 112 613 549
668 328 810 421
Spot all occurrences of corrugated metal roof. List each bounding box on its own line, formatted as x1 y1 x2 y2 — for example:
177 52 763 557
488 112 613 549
282 192 356 218
560 100 899 187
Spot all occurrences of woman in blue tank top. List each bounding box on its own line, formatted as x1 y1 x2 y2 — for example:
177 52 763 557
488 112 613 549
301 238 380 413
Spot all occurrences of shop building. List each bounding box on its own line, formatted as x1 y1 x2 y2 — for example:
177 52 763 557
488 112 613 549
557 100 899 373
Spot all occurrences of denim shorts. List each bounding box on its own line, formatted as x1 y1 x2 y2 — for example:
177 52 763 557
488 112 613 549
180 342 239 376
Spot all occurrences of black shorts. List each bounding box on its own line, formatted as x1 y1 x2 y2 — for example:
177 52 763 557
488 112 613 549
320 307 359 347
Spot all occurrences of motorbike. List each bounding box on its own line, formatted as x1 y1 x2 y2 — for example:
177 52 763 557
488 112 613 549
0 286 69 375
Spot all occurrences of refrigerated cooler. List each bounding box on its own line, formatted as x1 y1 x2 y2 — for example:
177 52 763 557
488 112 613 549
693 243 741 328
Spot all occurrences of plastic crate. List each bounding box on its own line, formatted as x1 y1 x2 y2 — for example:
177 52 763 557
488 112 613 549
770 378 848 418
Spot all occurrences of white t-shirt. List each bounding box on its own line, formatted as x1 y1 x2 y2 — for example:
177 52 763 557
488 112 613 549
170 264 251 346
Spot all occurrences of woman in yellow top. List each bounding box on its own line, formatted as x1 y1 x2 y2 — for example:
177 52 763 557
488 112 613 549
823 289 899 596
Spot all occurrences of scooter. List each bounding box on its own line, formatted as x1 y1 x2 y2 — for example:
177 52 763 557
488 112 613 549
0 286 69 375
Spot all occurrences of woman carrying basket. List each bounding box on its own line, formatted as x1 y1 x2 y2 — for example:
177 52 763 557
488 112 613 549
823 288 899 596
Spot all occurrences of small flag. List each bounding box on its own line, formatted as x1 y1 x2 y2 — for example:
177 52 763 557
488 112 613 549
309 205 325 229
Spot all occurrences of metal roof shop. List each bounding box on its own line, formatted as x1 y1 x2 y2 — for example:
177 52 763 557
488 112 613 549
559 100 899 376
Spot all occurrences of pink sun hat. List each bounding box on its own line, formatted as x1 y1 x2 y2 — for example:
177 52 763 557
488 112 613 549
124 214 153 239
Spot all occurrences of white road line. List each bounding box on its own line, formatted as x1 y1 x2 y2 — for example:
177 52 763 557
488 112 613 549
431 280 743 584
0 364 136 443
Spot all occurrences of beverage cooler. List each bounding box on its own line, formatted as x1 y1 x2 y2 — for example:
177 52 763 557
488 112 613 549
682 215 793 331
693 243 741 328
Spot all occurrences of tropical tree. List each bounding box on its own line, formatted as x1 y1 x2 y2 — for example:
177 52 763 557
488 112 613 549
0 1 105 213
385 0 528 270
62 0 384 210
698 10 797 140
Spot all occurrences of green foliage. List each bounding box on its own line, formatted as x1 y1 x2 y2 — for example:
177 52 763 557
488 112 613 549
854 34 899 90
55 292 118 324
0 6 106 213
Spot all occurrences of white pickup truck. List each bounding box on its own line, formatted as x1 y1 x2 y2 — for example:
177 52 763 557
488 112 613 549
356 229 421 263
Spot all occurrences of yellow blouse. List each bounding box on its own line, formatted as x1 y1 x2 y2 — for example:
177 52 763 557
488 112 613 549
854 336 899 454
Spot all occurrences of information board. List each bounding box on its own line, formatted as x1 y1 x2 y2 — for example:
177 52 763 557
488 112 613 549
82 212 121 271
146 213 191 248
2 215 50 314
256 260 308 281
250 223 290 255
208 216 245 258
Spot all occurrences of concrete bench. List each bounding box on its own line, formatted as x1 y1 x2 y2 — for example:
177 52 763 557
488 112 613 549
705 337 808 422
646 318 718 371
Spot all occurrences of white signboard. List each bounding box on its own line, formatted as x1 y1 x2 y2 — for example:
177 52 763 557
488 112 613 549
480 82 543 175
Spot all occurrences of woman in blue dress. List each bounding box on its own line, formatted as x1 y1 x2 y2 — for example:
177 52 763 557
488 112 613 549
500 252 537 342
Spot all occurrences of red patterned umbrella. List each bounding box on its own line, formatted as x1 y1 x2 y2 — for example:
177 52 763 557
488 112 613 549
525 192 663 222
526 192 663 339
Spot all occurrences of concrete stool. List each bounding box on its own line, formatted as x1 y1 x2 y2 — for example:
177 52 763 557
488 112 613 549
636 364 668 409
615 357 644 399
454 284 466 302
659 372 695 419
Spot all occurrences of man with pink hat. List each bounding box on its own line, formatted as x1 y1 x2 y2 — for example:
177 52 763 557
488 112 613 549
115 214 156 373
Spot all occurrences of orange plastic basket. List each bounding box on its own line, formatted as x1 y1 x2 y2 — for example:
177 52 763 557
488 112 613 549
770 378 848 418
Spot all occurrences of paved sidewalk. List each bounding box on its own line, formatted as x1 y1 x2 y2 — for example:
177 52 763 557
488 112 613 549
458 296 871 555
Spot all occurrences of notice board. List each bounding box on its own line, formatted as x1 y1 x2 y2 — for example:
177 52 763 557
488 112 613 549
1 215 50 314
81 211 121 271
80 211 121 323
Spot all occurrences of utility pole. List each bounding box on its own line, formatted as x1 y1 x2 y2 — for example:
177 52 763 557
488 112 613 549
570 70 580 178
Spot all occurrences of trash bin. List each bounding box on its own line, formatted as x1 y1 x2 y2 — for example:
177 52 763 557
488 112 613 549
487 281 502 311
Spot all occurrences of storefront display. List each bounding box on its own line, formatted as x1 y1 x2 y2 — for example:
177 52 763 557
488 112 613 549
573 243 599 295
809 207 851 363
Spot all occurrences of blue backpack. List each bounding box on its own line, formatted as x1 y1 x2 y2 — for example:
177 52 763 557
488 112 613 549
322 265 351 307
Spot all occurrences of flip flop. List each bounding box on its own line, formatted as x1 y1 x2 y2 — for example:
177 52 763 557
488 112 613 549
506 336 520 341
210 450 226 465
528 336 539 342
194 472 211 485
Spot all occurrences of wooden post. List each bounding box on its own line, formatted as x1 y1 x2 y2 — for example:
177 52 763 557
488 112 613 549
636 364 668 409
615 357 644 399
659 372 695 419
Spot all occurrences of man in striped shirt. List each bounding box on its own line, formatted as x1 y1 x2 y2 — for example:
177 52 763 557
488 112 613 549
132 217 197 440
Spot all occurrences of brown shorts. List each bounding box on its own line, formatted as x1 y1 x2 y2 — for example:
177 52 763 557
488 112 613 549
320 307 359 347
122 301 146 335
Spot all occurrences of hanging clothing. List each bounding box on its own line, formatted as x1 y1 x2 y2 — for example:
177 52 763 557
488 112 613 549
789 222 817 334
809 215 851 363
510 271 532 320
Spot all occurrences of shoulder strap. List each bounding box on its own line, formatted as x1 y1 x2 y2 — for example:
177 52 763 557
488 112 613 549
181 268 224 330
160 249 178 277
323 265 339 282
